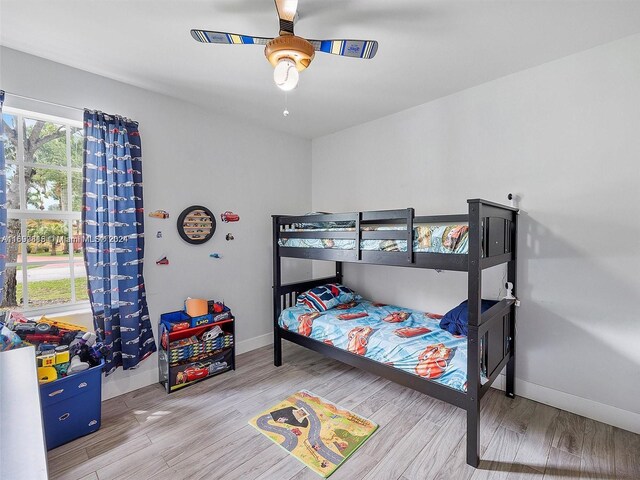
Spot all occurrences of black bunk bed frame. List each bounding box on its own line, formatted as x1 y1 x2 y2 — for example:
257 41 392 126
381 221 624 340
272 199 518 467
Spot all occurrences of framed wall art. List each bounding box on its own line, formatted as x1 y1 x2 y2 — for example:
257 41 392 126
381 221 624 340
177 205 216 244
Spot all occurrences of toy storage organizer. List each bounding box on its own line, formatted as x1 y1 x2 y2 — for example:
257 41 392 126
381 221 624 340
158 310 235 393
39 360 104 450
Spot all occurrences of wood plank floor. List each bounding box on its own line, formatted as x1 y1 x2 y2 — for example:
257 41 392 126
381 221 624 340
48 343 639 480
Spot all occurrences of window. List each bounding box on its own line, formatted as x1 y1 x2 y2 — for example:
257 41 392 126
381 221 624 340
1 107 88 313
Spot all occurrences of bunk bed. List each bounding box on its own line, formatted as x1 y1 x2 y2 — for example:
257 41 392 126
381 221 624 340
272 199 518 468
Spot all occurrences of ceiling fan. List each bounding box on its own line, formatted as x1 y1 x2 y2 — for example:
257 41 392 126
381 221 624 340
191 0 379 91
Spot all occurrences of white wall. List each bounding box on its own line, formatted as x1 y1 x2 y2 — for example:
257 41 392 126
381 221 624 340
0 47 312 399
4 32 639 433
311 34 640 433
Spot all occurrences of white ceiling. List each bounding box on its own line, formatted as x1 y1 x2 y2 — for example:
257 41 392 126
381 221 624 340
2 1 640 139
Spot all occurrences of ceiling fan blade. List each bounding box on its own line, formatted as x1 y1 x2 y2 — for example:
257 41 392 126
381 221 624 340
274 0 298 35
191 29 273 45
308 39 378 59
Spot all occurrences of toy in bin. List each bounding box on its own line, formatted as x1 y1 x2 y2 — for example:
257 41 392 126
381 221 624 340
168 332 233 363
0 322 23 351
174 355 230 386
212 302 226 313
185 298 208 317
160 310 193 331
201 325 223 341
68 332 110 373
2 316 106 384
13 316 87 346
36 330 110 384
185 298 215 327
171 321 190 332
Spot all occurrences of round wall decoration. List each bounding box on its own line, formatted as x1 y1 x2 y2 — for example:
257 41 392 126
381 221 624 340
177 205 216 244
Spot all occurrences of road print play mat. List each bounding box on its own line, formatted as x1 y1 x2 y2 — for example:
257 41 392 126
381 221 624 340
249 390 378 477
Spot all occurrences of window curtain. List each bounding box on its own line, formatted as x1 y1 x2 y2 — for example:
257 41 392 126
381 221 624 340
83 110 156 374
0 91 6 305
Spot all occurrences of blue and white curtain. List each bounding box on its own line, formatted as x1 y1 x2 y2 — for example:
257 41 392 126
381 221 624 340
0 91 6 304
83 110 156 373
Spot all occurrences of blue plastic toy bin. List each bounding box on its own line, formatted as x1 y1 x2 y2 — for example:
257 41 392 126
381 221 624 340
189 313 214 328
160 310 191 330
39 360 104 450
161 310 215 329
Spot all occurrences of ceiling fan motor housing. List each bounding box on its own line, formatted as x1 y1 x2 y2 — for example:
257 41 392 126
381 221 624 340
265 35 315 71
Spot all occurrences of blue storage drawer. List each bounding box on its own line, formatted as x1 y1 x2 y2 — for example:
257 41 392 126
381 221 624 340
160 310 191 330
160 310 215 329
39 361 103 450
189 313 214 328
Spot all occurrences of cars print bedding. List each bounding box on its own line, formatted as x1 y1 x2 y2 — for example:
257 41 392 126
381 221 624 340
279 299 484 393
278 224 469 254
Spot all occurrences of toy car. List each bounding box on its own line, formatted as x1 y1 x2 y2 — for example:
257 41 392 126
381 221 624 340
13 322 38 337
213 311 231 322
212 302 226 313
26 334 64 345
220 211 239 222
170 321 190 332
176 363 210 384
201 326 223 341
208 361 228 373
291 428 302 436
149 210 169 219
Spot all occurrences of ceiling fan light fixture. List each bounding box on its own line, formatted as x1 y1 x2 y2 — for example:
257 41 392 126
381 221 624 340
274 58 299 91
264 35 315 70
191 0 378 99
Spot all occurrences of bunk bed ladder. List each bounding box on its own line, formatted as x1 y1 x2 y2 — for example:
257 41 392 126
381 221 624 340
272 215 283 367
506 212 518 398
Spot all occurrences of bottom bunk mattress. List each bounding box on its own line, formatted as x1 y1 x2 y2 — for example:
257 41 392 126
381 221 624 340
279 300 477 393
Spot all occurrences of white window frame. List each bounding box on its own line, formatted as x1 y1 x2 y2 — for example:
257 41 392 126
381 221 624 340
3 106 90 315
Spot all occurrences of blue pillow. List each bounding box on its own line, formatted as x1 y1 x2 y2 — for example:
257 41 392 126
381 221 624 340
439 299 498 336
296 284 358 312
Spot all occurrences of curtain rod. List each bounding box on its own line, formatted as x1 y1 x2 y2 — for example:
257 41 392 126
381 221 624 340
3 91 138 125
3 91 85 112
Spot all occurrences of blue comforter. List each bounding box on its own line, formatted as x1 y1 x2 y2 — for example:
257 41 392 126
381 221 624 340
279 300 474 392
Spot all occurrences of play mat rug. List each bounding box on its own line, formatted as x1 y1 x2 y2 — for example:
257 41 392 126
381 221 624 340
249 390 378 477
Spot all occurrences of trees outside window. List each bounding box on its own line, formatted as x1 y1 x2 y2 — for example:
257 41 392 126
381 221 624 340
1 108 87 311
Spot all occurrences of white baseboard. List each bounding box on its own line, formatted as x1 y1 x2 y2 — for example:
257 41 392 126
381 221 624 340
236 332 272 355
491 373 640 435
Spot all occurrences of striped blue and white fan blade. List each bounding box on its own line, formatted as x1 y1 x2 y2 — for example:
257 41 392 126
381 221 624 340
308 39 378 59
191 30 273 46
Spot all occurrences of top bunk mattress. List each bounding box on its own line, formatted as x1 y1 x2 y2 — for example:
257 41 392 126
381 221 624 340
279 299 474 392
278 224 469 254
